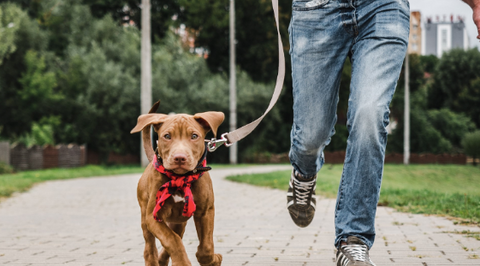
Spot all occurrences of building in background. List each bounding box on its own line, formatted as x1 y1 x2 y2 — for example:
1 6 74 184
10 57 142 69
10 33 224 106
423 14 470 57
408 11 422 54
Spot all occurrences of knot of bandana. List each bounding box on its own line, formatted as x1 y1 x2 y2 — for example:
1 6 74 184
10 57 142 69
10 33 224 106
152 155 209 222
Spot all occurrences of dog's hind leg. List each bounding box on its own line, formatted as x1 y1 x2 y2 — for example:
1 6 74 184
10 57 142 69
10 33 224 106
194 207 222 266
158 222 187 266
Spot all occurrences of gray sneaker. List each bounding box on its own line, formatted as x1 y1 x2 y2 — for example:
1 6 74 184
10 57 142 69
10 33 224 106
286 170 316 227
336 236 376 266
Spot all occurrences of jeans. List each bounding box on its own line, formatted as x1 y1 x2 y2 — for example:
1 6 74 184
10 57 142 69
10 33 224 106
288 0 410 249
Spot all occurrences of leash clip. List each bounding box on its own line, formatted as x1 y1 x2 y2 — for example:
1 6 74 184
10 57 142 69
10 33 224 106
205 133 232 152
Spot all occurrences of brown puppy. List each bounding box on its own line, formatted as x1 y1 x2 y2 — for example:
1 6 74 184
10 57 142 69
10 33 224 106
131 102 224 266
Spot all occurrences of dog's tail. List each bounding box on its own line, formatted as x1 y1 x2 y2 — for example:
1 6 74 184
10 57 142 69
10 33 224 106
143 101 160 163
130 101 162 164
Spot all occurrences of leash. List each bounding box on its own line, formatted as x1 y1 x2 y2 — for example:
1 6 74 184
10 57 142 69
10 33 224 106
205 0 285 152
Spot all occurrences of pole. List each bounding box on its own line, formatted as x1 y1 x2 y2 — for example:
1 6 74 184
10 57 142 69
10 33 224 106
229 0 237 164
141 0 152 167
403 53 410 165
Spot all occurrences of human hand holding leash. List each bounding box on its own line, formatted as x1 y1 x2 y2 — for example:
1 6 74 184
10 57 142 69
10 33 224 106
463 0 480 39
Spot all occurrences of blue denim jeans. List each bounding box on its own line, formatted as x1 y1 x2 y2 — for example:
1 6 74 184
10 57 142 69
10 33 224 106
288 0 410 249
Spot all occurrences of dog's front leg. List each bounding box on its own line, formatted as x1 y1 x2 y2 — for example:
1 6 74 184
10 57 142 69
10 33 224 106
145 203 192 266
158 222 187 266
141 213 160 266
194 207 222 266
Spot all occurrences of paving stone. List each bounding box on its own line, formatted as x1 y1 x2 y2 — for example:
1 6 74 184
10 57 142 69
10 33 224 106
0 165 479 265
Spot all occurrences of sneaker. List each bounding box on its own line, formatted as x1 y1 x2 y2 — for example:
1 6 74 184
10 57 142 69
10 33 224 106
286 170 316 227
336 236 376 266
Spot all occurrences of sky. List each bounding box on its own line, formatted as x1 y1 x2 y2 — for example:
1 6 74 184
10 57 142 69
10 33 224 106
409 0 480 49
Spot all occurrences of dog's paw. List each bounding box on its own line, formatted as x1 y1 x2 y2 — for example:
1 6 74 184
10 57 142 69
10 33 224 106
199 254 222 266
213 254 222 266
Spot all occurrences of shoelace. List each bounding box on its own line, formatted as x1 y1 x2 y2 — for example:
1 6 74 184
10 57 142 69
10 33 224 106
342 244 368 262
293 178 315 205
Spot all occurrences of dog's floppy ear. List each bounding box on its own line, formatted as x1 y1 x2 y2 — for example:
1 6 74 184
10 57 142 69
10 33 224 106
194 112 225 137
130 100 165 133
130 113 169 134
130 100 167 163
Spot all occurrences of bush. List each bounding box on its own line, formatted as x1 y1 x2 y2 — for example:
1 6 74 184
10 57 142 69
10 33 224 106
428 108 476 150
0 162 14 175
462 131 480 166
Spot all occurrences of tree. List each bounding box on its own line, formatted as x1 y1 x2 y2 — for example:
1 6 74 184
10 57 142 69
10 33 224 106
419 54 439 74
0 2 48 138
150 32 286 162
18 50 59 111
427 48 480 127
53 9 142 156
0 3 23 64
385 54 468 154
178 0 291 83
387 106 453 154
427 108 476 150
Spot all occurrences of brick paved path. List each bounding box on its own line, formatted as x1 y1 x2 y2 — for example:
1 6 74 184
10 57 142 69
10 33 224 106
0 165 479 265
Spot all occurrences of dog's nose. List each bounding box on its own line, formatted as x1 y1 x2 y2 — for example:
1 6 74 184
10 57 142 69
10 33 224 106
173 154 187 164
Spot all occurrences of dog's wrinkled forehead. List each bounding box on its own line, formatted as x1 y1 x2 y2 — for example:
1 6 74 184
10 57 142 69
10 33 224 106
156 114 203 135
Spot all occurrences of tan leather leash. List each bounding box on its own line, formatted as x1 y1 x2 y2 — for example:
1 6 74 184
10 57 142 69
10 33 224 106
206 0 286 152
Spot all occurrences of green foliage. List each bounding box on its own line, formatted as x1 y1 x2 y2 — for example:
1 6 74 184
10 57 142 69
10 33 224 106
14 116 59 147
0 3 24 64
462 131 480 165
388 53 479 154
419 54 439 73
151 32 286 162
0 161 14 175
56 14 141 155
80 0 182 41
0 2 48 138
179 0 291 82
427 48 480 127
18 50 59 107
428 109 476 149
1 0 479 163
388 107 453 154
391 54 426 118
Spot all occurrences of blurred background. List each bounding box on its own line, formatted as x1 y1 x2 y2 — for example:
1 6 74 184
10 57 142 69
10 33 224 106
0 0 479 169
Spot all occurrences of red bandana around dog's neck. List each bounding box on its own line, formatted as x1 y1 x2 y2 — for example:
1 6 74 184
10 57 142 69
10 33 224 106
152 152 210 222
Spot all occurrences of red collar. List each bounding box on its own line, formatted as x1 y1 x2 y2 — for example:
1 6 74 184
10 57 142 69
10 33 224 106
152 151 211 222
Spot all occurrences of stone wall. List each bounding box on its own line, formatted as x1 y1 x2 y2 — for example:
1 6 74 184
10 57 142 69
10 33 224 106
7 144 87 170
0 141 10 165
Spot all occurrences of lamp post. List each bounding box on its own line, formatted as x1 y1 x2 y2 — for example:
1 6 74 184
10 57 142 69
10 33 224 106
403 53 410 165
229 0 237 164
141 0 152 167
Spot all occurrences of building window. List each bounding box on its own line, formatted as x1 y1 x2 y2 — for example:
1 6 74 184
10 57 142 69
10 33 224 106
441 29 448 52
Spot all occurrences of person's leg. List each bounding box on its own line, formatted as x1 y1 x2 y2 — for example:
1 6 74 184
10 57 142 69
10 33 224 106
334 0 410 250
289 0 355 178
288 0 357 227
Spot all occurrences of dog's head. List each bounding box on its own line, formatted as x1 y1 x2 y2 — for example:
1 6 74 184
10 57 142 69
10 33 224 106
131 101 224 175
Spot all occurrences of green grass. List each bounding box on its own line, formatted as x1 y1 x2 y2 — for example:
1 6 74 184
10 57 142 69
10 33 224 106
0 163 255 199
0 165 144 198
226 164 480 223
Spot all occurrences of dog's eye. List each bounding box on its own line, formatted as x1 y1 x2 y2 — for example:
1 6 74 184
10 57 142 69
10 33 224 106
191 134 198 140
164 134 171 140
